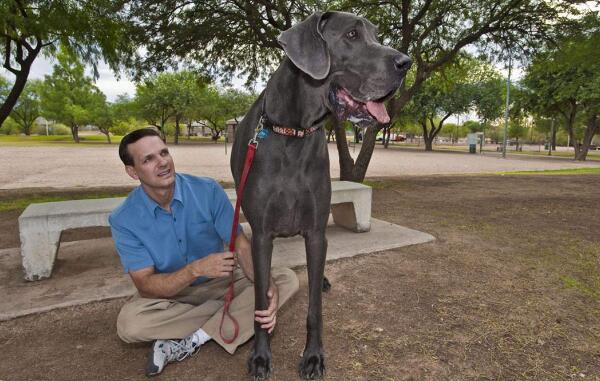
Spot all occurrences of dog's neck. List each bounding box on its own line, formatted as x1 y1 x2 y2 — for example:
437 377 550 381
263 58 330 130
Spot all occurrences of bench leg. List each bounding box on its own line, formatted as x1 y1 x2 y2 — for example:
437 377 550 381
331 196 371 233
20 225 62 281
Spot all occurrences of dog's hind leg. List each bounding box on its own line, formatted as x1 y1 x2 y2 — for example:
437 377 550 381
299 231 327 379
247 233 274 380
322 276 331 292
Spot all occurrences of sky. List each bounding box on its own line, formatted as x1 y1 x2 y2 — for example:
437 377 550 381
1 55 260 102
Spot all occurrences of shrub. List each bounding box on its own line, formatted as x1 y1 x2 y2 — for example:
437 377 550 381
0 117 21 135
110 118 145 136
51 123 71 135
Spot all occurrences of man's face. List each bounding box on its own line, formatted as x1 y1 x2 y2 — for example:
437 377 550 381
125 136 175 190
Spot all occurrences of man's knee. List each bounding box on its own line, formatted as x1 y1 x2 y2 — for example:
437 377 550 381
116 301 149 343
272 267 300 303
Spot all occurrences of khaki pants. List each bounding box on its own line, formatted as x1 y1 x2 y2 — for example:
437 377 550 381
117 267 299 354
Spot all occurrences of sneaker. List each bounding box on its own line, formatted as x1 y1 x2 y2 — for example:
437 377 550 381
145 335 201 377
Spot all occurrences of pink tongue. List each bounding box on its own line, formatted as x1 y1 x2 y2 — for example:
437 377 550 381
366 101 390 123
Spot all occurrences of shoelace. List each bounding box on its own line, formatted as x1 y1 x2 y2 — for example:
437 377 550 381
165 336 199 362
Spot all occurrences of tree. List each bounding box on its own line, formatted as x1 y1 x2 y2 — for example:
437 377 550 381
39 50 103 143
471 77 505 144
0 115 20 134
508 118 527 150
402 56 487 151
128 0 582 181
191 86 256 141
111 94 139 123
88 90 113 143
10 79 41 135
0 0 135 127
522 14 600 160
171 71 208 144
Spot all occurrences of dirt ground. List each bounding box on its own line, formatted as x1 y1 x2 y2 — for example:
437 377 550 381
1 174 599 381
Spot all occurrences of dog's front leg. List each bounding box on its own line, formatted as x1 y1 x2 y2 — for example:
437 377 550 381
299 231 327 379
247 233 273 380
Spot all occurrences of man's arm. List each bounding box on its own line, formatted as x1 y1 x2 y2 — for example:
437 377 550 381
129 252 236 298
234 232 254 281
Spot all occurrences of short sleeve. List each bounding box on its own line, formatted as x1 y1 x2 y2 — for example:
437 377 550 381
210 180 243 244
109 214 155 273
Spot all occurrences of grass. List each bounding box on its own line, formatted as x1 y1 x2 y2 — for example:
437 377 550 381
0 134 227 146
0 134 122 146
0 192 130 212
559 239 600 297
495 167 600 175
380 142 600 160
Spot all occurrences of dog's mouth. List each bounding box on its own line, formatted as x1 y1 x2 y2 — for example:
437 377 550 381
328 85 396 127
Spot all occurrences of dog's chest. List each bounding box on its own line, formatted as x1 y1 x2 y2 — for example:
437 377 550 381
242 134 332 235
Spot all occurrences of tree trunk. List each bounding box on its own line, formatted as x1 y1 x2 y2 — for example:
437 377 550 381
174 115 180 145
326 128 332 142
563 105 579 160
575 115 599 161
187 121 192 139
334 119 355 180
383 125 390 148
424 136 434 151
24 122 32 135
0 47 40 127
102 128 112 144
421 120 434 151
333 118 381 182
71 125 80 143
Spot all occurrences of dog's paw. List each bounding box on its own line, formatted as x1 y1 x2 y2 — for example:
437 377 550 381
247 349 273 380
298 349 325 379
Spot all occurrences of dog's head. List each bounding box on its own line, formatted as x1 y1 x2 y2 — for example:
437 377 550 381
278 11 412 127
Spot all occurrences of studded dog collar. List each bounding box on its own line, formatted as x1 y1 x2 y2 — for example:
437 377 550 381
271 125 321 138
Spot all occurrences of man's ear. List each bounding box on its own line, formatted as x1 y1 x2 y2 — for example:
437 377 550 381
277 12 330 80
125 165 139 181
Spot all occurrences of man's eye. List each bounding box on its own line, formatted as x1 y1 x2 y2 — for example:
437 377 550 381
346 30 358 39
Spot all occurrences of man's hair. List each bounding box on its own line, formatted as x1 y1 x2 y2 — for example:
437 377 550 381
119 128 162 166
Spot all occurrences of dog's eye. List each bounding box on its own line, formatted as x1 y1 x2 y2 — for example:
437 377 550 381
346 30 358 40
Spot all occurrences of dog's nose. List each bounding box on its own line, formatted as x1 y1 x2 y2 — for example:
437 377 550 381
393 54 412 73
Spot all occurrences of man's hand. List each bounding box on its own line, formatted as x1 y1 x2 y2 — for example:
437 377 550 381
255 280 279 334
188 252 236 279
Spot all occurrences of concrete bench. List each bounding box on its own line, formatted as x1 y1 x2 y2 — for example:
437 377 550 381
18 181 371 281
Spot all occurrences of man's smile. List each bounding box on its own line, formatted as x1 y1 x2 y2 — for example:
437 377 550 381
157 169 172 177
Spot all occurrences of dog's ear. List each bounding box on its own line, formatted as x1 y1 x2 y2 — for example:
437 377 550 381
278 12 330 80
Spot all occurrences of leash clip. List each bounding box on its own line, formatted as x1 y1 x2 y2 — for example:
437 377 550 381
249 115 268 146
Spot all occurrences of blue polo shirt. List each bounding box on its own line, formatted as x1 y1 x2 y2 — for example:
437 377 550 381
109 173 241 285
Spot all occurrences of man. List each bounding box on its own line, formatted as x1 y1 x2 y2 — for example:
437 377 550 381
109 128 299 377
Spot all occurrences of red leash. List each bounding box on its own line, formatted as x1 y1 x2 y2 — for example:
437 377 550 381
219 141 258 344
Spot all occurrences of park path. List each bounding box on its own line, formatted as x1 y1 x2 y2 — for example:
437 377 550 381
1 143 599 189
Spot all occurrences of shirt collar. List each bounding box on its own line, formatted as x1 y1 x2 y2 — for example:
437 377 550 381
139 174 183 218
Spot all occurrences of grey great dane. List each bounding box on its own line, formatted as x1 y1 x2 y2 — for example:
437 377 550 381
231 11 411 379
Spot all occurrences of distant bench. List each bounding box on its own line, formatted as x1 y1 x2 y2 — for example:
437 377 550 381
18 181 372 281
